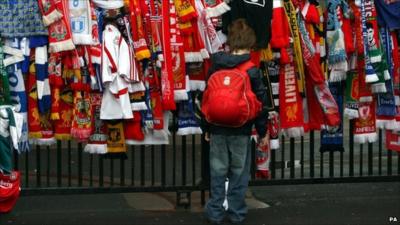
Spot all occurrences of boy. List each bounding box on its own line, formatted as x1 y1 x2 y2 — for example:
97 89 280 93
203 18 272 224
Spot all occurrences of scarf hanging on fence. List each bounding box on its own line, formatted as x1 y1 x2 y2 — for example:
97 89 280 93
187 61 206 91
0 107 22 174
327 0 348 82
70 71 93 142
35 45 52 114
0 43 11 105
146 65 165 133
270 0 290 65
69 0 93 45
53 86 73 140
6 39 29 151
84 92 108 154
174 0 198 22
344 69 359 119
161 0 176 110
298 13 341 128
45 0 76 53
370 61 388 94
364 0 382 64
268 111 280 150
357 56 374 103
279 58 304 138
127 0 151 60
385 130 400 152
360 0 379 83
27 59 55 146
320 82 344 152
124 111 145 142
0 171 20 213
37 0 63 26
195 0 223 54
203 0 230 18
254 129 271 179
106 120 126 153
283 0 305 95
354 100 377 143
170 1 188 101
376 27 397 129
176 91 202 135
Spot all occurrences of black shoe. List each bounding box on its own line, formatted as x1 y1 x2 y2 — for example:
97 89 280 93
207 218 223 225
228 219 244 225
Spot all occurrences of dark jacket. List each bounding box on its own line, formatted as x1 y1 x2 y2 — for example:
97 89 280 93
201 52 273 137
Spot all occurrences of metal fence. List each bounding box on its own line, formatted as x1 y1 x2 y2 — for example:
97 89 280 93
13 119 400 207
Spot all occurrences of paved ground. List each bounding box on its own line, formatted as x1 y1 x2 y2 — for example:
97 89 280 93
0 182 399 225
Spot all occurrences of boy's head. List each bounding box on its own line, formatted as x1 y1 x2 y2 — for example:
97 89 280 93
227 18 256 52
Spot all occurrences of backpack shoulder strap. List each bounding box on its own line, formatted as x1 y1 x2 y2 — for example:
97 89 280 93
236 61 255 73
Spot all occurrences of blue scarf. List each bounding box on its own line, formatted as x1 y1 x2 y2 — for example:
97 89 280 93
320 82 344 152
6 38 29 152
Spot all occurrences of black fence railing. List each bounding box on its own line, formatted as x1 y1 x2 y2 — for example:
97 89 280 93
13 121 400 207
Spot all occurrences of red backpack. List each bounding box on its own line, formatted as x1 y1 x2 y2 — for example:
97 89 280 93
201 61 262 127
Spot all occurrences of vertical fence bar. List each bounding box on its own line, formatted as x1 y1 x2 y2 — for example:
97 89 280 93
13 149 18 170
320 152 324 178
349 120 354 176
192 135 196 186
368 143 373 175
131 146 135 186
99 155 104 187
151 145 155 186
378 129 382 175
57 141 62 187
310 131 315 178
161 145 166 186
290 138 295 179
201 133 210 206
300 136 304 178
251 140 256 180
141 145 145 186
281 135 285 179
271 149 276 179
46 146 50 187
120 156 125 186
387 150 393 175
359 144 363 176
397 152 400 175
340 151 344 177
36 145 41 187
329 151 334 178
172 123 177 185
182 136 187 185
89 154 93 187
25 151 29 187
78 143 83 186
68 141 72 186
110 158 114 186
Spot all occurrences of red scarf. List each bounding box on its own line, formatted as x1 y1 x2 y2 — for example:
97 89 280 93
170 0 188 101
161 0 176 110
27 58 55 145
354 101 377 143
279 58 304 137
127 0 151 60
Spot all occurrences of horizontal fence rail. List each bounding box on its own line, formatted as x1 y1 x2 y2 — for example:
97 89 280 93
13 120 400 205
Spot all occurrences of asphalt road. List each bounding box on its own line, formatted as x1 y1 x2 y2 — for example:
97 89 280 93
0 182 399 225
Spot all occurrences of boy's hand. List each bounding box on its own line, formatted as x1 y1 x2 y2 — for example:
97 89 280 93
259 135 269 146
205 132 210 142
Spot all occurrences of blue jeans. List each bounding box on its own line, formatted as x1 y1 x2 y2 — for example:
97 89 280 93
205 134 251 223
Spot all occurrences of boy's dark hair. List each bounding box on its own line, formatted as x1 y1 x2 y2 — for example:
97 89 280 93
226 18 256 52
